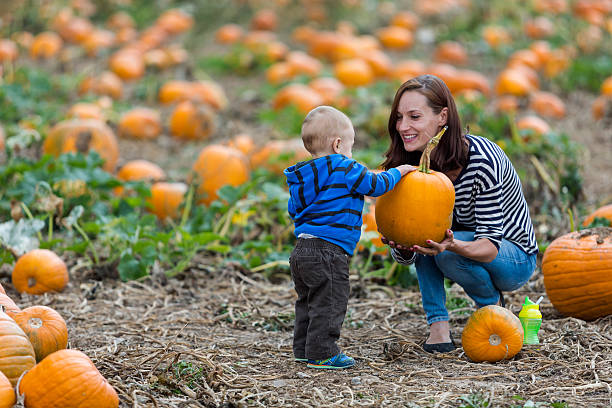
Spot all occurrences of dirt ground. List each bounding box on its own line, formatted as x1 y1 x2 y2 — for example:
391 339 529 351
4 251 610 408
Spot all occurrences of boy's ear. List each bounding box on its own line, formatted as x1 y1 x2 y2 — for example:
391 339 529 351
332 137 342 154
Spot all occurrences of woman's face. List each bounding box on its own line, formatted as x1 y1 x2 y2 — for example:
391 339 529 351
395 91 448 152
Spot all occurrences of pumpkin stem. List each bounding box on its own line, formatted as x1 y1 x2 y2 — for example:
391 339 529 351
418 126 447 174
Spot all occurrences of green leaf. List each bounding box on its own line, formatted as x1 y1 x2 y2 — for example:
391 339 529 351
118 251 149 281
0 218 45 256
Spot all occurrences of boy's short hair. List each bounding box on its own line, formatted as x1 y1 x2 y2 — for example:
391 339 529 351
301 106 352 155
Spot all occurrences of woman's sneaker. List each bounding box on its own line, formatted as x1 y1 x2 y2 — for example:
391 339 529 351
307 353 355 369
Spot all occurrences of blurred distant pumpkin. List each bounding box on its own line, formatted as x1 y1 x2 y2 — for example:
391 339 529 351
0 310 36 386
106 11 135 30
58 16 94 44
542 228 612 321
67 103 105 121
227 133 256 156
529 91 566 119
13 305 68 362
390 10 419 30
433 41 468 65
79 71 123 100
516 115 551 140
376 26 413 49
12 249 69 295
334 58 374 87
0 39 18 62
118 108 162 140
115 159 166 196
30 31 63 59
251 9 278 31
308 77 346 107
482 25 511 49
391 59 426 82
43 119 119 172
109 48 145 81
19 349 119 408
272 83 324 114
462 305 524 363
191 145 250 205
169 100 216 141
582 204 612 227
215 24 244 44
250 139 311 174
592 95 612 120
148 182 188 221
495 68 534 97
156 8 193 35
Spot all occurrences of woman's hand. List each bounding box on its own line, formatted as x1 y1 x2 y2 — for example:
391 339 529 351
412 229 455 256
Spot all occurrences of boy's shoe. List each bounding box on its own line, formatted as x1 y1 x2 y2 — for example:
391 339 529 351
307 353 355 369
294 357 308 362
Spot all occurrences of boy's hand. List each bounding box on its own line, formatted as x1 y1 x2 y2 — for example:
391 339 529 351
396 164 418 176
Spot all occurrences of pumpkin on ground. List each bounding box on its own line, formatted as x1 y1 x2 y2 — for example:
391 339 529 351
12 249 69 295
19 349 118 408
461 305 524 363
0 371 15 408
541 227 612 321
191 145 250 205
0 310 36 386
582 204 612 227
0 293 20 317
42 119 119 172
148 182 188 221
169 100 216 141
13 305 68 362
249 139 311 174
115 159 166 196
375 127 455 247
118 108 162 140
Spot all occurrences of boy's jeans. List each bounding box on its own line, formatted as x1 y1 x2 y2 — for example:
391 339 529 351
415 230 537 325
290 238 350 360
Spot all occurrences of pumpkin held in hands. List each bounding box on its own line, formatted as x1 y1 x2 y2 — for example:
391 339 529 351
541 227 612 321
12 249 69 295
375 127 455 247
461 305 524 363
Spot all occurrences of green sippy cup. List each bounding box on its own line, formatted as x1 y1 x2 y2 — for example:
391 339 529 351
519 297 542 345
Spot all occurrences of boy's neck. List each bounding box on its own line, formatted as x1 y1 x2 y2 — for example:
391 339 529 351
311 150 338 160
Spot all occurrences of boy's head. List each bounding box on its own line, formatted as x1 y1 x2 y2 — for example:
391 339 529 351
301 106 355 159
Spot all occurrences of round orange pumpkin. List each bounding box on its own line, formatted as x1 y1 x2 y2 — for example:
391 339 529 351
13 305 68 362
191 145 250 205
516 115 550 140
30 31 63 59
19 349 118 407
118 108 162 140
12 249 69 295
109 48 145 81
67 103 105 121
148 182 188 221
272 84 324 114
215 24 244 44
375 129 455 247
542 228 612 321
42 119 119 172
169 100 216 141
0 370 15 408
582 204 612 227
334 58 374 87
376 26 413 49
461 305 524 363
0 310 36 386
529 91 566 119
433 41 468 65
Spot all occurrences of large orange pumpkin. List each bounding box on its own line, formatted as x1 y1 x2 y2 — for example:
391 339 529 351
582 204 612 227
0 371 15 408
375 127 455 247
0 310 36 386
542 227 612 321
191 145 250 205
461 305 524 363
12 249 69 295
42 119 119 172
13 305 68 362
19 349 118 407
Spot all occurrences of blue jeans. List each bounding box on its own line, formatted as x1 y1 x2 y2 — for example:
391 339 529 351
415 230 537 325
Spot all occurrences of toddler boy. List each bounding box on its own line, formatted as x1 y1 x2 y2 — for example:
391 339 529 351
284 106 414 369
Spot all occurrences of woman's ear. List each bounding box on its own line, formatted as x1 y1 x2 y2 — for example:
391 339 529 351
438 107 448 127
332 137 342 154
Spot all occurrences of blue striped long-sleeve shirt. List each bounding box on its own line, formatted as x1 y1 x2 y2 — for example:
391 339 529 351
284 154 402 255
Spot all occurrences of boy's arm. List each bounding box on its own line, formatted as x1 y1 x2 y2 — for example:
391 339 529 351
345 161 416 197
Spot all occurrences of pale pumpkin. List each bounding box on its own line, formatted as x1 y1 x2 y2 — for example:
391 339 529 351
0 310 36 386
13 305 68 362
0 371 15 408
19 349 118 408
12 249 69 295
542 227 612 321
461 305 524 363
375 128 455 247
191 145 250 205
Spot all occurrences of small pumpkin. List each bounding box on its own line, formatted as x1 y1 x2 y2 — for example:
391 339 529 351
272 84 324 114
266 62 295 85
250 9 278 31
12 249 69 295
0 371 15 408
0 310 36 386
106 11 135 30
30 31 63 59
334 58 375 87
250 139 311 174
155 8 193 35
391 59 427 83
376 26 413 49
148 182 188 221
516 115 550 140
495 68 534 97
118 108 162 140
286 51 323 78
592 95 612 120
308 77 346 107
67 103 105 121
433 41 468 65
169 100 216 141
116 160 166 184
215 24 244 44
482 25 511 49
390 10 419 30
529 91 566 119
542 228 612 321
0 39 18 62
109 48 145 81
191 145 250 205
19 349 118 408
375 128 455 248
13 305 68 362
227 133 255 156
79 71 123 100
461 305 524 363
602 76 612 96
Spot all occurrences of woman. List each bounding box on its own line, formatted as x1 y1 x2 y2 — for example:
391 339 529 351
381 75 538 353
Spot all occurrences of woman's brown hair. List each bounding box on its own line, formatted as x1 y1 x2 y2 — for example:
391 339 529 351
381 75 468 174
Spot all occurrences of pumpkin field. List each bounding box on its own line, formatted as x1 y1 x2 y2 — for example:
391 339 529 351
0 0 611 406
